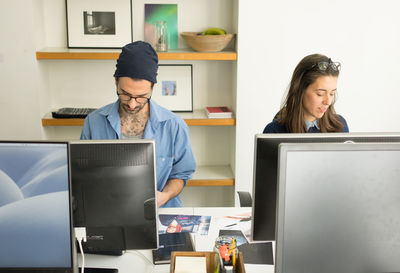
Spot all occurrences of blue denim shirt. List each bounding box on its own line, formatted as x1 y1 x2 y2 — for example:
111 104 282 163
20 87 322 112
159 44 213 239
80 100 196 207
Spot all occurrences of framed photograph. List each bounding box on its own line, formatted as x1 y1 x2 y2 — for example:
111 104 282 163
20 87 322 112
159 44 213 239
144 4 178 50
152 65 193 112
66 0 132 48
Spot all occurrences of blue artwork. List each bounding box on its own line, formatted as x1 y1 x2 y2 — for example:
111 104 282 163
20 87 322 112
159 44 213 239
162 80 177 96
0 144 72 268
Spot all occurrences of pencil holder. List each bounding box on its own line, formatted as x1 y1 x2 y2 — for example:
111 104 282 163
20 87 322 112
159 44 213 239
214 236 238 273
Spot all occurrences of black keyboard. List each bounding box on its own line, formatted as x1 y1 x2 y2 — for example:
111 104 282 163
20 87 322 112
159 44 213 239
52 107 96 119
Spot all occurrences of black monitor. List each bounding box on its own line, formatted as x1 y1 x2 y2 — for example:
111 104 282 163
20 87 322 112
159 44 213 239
70 140 158 254
276 142 400 273
0 141 76 273
251 132 400 241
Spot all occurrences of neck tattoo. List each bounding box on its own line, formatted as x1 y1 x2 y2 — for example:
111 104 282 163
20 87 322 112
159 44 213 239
120 108 149 137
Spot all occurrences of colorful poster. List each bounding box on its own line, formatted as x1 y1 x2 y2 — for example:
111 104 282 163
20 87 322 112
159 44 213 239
144 4 178 50
158 214 211 235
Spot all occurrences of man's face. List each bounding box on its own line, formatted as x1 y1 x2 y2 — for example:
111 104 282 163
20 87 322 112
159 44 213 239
116 77 153 114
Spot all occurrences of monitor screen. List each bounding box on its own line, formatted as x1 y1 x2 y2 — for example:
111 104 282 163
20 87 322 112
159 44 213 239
276 142 400 273
70 140 158 253
252 132 400 241
0 141 75 272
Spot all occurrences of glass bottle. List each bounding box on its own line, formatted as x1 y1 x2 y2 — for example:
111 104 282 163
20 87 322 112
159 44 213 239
155 21 168 52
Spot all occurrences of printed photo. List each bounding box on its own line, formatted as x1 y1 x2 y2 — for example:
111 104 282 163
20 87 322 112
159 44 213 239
66 0 132 48
144 4 178 50
151 65 193 112
83 11 116 35
162 81 177 96
158 214 211 235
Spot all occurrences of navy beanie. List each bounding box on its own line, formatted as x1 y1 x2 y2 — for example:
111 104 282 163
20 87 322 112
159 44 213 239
114 41 158 83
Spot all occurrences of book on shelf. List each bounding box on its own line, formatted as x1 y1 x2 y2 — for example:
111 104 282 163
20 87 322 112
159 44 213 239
205 106 233 118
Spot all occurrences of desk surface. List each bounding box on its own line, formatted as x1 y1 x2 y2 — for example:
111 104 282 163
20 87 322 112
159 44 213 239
79 207 275 273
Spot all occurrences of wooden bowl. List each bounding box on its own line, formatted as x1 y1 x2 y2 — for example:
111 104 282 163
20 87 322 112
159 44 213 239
180 32 234 52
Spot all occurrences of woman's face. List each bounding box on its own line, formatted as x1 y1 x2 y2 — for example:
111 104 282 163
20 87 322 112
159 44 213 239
302 75 337 122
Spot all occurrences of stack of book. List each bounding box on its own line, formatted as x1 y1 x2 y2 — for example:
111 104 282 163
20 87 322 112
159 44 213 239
205 106 233 119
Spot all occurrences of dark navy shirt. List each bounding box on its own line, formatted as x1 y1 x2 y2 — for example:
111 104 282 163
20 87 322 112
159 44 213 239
263 115 349 133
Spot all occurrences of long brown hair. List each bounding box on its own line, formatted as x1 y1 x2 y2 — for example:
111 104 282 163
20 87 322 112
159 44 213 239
276 54 344 133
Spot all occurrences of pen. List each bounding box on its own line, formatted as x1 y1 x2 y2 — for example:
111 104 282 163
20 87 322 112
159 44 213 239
230 238 236 267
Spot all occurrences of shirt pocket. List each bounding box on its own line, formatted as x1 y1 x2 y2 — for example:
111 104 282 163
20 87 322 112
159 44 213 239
155 155 174 190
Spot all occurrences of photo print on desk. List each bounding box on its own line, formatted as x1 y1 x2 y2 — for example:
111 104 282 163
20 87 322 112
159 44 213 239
66 0 132 48
144 4 178 50
151 64 193 112
158 214 211 235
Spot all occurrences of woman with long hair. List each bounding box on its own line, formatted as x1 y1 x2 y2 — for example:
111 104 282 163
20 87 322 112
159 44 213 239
263 53 349 133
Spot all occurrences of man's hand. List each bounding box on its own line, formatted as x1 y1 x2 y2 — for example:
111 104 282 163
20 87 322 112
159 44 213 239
157 191 169 207
157 178 184 207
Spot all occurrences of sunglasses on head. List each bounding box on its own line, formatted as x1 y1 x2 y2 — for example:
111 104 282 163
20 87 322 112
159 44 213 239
313 59 341 71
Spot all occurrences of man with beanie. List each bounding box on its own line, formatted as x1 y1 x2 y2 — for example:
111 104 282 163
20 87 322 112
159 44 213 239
80 41 196 208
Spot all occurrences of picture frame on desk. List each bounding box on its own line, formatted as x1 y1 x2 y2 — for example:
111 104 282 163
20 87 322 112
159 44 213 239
151 64 193 112
66 0 132 48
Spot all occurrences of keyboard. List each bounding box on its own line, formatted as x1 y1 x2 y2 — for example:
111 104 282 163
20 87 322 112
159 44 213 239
51 107 96 119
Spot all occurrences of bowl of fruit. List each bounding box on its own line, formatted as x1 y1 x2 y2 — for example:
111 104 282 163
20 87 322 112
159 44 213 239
180 28 234 52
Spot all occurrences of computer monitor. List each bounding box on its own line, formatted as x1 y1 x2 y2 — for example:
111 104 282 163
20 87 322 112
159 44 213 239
276 142 400 273
251 132 400 241
70 140 158 254
0 141 76 273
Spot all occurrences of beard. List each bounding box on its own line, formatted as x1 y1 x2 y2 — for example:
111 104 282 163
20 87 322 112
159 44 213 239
120 101 147 115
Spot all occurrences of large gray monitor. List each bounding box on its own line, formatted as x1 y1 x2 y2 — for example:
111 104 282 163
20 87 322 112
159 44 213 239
276 142 400 273
0 141 76 273
251 132 400 241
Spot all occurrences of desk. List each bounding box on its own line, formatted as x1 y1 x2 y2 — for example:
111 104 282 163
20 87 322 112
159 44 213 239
78 207 274 273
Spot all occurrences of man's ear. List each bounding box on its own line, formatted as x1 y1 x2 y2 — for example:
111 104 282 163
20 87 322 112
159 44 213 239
115 77 118 87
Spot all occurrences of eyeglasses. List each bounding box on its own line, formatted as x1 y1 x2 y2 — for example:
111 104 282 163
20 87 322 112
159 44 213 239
116 91 151 104
314 61 341 71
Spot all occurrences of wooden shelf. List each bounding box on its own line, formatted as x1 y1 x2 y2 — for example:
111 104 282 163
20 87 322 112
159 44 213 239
179 110 235 126
41 110 235 127
36 48 237 61
187 165 234 187
42 117 84 126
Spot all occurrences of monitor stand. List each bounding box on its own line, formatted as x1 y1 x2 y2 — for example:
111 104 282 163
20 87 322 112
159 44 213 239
79 268 118 273
76 241 124 256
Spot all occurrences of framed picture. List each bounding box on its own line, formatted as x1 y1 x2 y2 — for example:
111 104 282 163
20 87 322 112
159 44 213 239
144 4 178 50
66 0 132 48
152 65 193 112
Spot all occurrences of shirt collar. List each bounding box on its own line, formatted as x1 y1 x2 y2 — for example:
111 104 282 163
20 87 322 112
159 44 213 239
305 119 320 131
97 100 121 137
144 100 171 137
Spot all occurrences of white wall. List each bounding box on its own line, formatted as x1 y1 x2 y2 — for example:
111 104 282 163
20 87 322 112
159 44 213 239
0 0 45 140
235 0 400 194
